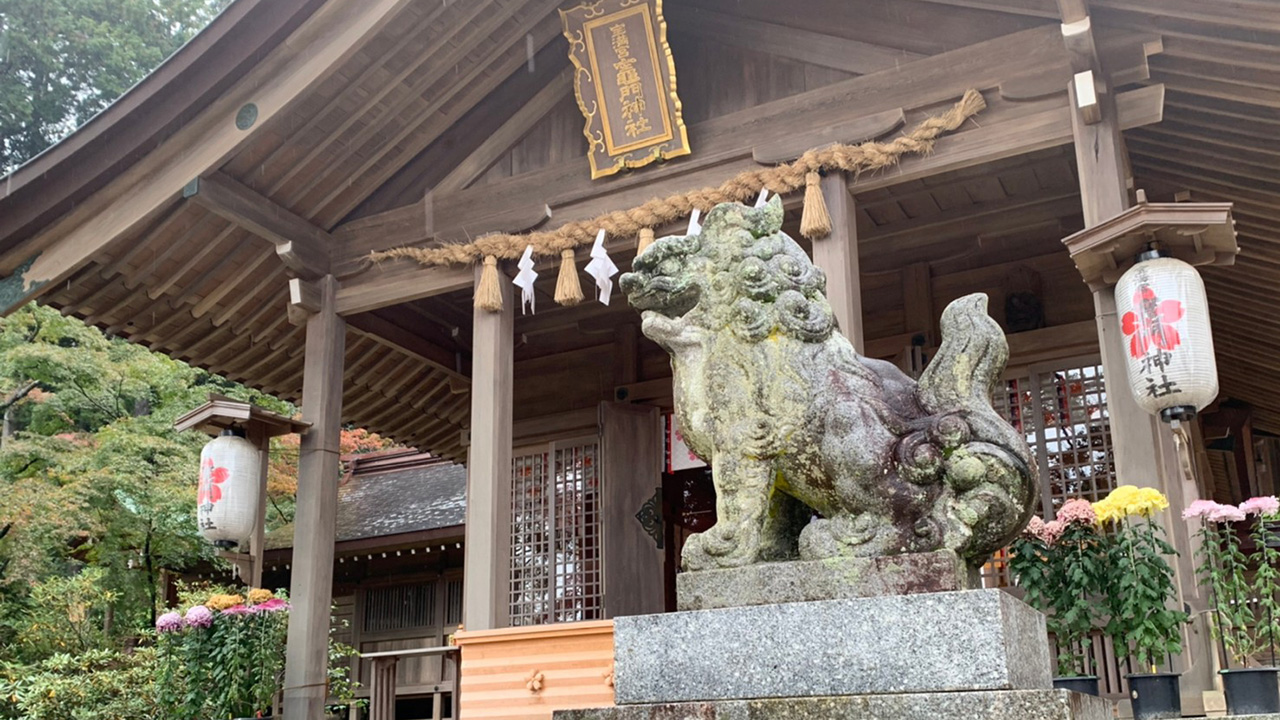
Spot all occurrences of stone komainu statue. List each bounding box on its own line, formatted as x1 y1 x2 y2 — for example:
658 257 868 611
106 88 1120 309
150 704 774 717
620 197 1037 571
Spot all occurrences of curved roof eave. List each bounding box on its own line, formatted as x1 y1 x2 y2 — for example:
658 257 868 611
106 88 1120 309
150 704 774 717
0 0 326 257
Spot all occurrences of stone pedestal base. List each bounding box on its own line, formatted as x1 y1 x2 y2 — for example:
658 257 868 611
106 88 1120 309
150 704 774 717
616 589 1050 704
558 689 1111 720
676 550 977 611
560 557 1104 720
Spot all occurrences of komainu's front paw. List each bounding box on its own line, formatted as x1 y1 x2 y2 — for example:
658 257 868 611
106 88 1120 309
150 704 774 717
680 521 761 571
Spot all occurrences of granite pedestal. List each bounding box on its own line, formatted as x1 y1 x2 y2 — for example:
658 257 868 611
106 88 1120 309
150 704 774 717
676 550 977 611
554 556 1105 720
559 690 1113 720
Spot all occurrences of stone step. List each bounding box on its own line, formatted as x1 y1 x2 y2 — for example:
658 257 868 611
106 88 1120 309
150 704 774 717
555 689 1111 720
615 589 1050 705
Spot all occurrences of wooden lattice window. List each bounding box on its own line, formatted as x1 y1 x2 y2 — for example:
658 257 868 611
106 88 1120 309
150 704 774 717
363 582 437 633
509 439 602 625
983 357 1116 587
444 578 463 626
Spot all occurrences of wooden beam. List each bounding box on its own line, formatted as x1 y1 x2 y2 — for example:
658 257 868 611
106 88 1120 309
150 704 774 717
186 172 331 278
811 174 864 352
462 263 513 631
434 71 574 195
345 310 468 384
281 275 346 720
0 0 411 314
666 5 924 75
334 83 1162 314
752 108 906 164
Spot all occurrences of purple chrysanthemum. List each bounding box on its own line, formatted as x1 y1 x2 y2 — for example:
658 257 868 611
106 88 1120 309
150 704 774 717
184 605 214 628
156 611 183 633
220 604 253 616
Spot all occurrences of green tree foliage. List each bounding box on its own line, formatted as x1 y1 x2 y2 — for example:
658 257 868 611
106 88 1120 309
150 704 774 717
0 304 292 656
0 0 229 170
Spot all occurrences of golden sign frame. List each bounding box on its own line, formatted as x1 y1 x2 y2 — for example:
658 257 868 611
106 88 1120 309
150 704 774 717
560 0 691 179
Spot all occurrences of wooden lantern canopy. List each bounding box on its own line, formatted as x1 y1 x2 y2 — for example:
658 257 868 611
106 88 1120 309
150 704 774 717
1061 194 1238 424
1060 195 1238 291
175 394 310 587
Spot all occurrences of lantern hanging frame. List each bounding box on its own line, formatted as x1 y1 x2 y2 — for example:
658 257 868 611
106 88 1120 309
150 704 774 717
176 394 310 588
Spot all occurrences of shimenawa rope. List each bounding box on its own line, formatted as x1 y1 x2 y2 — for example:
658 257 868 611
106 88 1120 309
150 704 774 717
369 89 987 311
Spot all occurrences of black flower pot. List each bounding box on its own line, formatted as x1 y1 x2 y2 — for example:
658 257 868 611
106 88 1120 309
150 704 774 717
1221 667 1280 715
1053 675 1100 696
1126 672 1182 720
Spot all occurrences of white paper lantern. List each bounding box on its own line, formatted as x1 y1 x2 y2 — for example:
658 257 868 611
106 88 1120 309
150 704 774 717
1114 251 1219 422
197 430 261 548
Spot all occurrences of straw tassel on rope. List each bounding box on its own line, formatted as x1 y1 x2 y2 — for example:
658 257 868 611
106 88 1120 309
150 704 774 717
800 171 831 240
636 227 656 257
554 248 584 306
474 255 503 312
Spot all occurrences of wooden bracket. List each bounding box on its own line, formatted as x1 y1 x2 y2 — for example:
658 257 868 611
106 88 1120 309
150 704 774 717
1073 70 1102 124
186 171 331 279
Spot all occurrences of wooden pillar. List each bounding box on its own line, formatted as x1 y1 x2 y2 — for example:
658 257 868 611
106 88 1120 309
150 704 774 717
463 264 514 631
812 173 864 353
1066 33 1215 706
369 657 398 720
282 275 346 720
246 425 271 589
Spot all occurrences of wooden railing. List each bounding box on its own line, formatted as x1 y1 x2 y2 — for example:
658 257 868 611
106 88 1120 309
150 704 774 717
360 645 460 720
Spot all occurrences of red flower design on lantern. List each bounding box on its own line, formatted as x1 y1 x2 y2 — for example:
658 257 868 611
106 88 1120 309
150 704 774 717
1121 285 1184 359
198 456 229 506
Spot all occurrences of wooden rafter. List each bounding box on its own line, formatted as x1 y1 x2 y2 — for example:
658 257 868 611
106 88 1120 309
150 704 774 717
309 1 567 227
665 5 925 75
0 0 415 315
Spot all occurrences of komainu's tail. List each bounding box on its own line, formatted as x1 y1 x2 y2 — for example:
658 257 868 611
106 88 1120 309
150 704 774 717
918 293 1038 563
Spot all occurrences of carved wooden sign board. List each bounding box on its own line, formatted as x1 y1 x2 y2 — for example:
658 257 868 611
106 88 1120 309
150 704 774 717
560 0 690 179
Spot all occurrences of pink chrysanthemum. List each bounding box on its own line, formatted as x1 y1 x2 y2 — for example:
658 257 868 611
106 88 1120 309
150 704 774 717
220 604 253 616
1240 496 1280 518
1183 499 1222 521
1041 520 1066 545
184 605 214 628
250 598 291 613
1209 503 1246 523
156 611 183 633
1057 499 1097 527
1024 515 1046 540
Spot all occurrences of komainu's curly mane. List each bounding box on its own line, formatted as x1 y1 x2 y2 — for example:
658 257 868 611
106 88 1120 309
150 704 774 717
621 197 1037 571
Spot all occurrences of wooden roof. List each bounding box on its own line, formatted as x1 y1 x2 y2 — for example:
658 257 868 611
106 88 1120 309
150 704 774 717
1 0 1279 458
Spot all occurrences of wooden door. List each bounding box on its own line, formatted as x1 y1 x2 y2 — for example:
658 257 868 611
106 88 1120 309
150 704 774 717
599 402 664 618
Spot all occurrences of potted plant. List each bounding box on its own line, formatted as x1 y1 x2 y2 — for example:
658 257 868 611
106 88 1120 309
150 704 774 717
1008 499 1106 695
1093 485 1189 720
1185 495 1280 715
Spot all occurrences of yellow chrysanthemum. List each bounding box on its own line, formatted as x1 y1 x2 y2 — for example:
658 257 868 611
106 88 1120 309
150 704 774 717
205 593 245 611
1093 485 1169 522
247 588 274 604
1092 497 1122 525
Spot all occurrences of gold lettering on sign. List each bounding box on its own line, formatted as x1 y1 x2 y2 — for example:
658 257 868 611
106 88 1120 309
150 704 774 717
560 0 690 179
